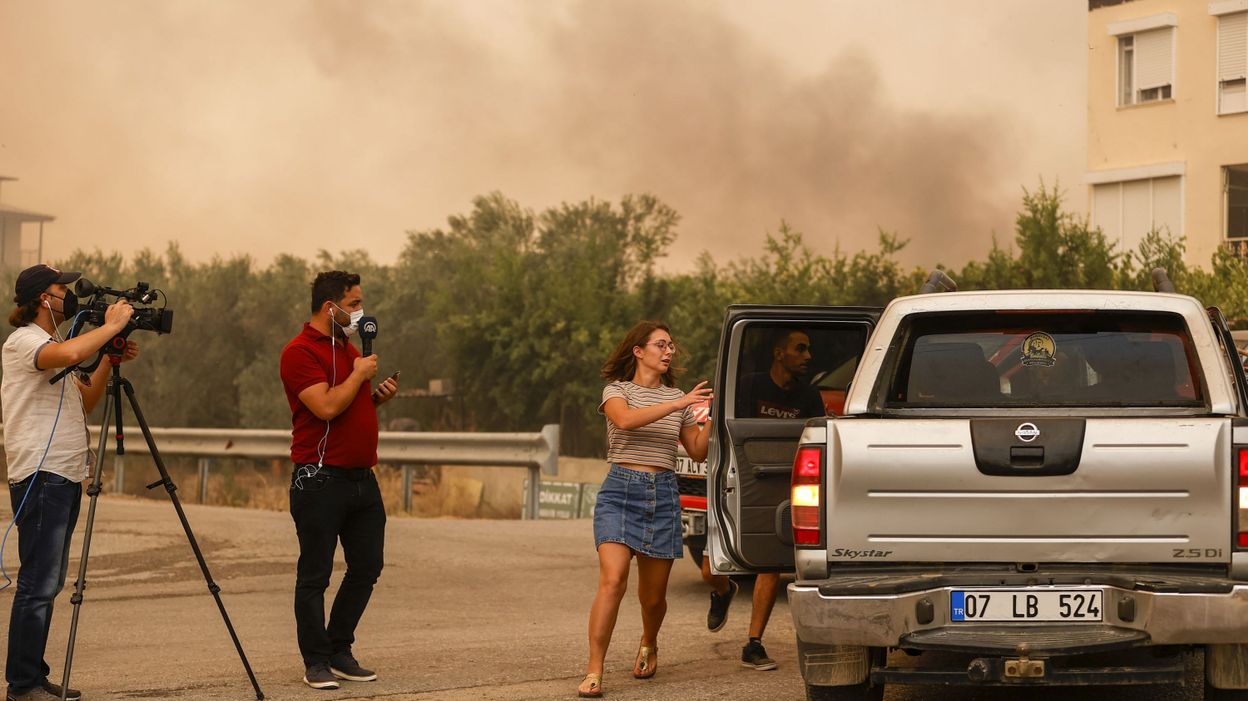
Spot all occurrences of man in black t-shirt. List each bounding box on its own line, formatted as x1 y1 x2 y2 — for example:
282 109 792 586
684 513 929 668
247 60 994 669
736 329 824 420
704 328 825 671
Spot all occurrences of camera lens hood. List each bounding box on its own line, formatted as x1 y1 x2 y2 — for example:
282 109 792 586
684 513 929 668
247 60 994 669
74 278 99 297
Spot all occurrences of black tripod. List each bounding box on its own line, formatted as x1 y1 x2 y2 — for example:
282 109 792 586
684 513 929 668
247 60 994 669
60 337 264 700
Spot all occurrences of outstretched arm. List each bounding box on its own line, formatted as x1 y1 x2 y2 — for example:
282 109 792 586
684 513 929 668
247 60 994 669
601 381 713 430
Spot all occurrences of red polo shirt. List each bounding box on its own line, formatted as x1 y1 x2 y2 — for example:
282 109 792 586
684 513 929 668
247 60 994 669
280 323 378 468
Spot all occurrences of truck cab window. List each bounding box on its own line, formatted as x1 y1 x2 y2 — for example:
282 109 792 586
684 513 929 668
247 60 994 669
733 324 869 419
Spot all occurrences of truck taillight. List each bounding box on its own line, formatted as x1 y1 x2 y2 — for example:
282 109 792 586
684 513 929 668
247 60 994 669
792 446 823 546
1239 449 1248 549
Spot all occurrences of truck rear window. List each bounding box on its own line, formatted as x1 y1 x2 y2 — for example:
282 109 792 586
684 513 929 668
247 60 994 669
880 311 1204 408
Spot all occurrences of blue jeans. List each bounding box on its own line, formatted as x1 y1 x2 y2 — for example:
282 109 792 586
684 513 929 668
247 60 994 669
5 472 82 696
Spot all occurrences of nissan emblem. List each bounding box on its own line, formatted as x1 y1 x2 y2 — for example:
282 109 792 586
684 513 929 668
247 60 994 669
1015 422 1040 443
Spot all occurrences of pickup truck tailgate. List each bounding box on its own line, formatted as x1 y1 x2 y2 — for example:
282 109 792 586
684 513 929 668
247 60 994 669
827 417 1233 564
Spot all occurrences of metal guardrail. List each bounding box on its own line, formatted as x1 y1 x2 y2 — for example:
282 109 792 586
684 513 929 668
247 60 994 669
3 424 561 519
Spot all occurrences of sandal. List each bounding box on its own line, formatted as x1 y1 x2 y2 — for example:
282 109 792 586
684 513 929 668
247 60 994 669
577 673 603 698
633 644 658 679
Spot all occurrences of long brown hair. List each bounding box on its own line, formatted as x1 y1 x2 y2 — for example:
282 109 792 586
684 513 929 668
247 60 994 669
8 297 40 328
601 320 683 386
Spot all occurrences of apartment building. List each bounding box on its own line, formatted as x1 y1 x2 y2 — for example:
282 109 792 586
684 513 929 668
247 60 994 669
1087 0 1248 264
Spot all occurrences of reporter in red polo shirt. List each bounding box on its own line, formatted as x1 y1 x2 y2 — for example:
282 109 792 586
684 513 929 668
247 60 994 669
279 270 399 691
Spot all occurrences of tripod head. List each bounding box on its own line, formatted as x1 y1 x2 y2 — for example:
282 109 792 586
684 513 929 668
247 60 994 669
48 330 132 384
103 335 129 364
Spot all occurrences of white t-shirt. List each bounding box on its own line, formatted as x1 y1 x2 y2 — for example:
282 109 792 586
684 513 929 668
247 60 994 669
2 325 91 483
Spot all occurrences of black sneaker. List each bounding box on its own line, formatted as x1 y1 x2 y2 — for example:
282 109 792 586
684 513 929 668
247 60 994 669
741 639 778 671
707 578 739 632
303 662 341 690
330 652 378 682
41 681 81 701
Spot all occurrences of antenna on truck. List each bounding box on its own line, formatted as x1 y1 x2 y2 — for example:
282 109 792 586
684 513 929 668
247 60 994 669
919 269 958 294
1151 268 1176 293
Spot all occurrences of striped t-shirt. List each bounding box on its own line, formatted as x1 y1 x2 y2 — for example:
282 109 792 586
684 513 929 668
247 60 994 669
599 381 697 471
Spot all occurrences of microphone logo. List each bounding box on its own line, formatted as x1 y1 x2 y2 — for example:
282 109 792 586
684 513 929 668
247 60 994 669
360 316 378 356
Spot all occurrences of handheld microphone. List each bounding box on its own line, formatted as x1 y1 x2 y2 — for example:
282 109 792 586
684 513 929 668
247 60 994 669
360 316 378 356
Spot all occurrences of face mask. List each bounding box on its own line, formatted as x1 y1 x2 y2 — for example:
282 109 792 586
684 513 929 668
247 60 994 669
331 304 365 337
46 291 79 320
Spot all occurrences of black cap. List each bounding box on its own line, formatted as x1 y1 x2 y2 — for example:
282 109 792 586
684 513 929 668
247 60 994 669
14 264 81 306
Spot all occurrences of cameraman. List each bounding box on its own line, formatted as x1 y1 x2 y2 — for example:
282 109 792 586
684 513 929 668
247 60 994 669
4 264 138 701
279 271 397 690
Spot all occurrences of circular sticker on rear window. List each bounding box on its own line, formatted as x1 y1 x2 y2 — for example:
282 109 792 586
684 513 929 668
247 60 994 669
1021 332 1056 367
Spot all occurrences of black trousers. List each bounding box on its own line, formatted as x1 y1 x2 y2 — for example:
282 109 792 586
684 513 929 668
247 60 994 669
289 467 386 666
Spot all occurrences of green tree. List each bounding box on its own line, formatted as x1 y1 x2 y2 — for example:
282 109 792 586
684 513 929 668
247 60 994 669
6 181 1247 463
404 192 680 455
1012 182 1118 289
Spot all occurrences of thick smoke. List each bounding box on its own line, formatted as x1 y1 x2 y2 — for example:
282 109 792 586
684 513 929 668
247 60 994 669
0 0 1034 268
536 1 1019 266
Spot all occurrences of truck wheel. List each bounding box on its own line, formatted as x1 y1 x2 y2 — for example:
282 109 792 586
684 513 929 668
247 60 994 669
685 535 706 568
805 681 884 701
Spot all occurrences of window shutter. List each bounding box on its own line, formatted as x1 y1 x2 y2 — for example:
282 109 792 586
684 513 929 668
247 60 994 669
1135 28 1174 90
1121 180 1153 253
1151 176 1182 237
1092 183 1122 243
1219 12 1247 82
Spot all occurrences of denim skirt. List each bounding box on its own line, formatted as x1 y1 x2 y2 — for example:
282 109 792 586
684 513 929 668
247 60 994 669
593 464 683 560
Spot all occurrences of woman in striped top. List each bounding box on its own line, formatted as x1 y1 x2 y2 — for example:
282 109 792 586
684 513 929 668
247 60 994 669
577 321 712 698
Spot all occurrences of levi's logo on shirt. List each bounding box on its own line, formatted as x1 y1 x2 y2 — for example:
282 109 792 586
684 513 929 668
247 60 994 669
756 400 800 419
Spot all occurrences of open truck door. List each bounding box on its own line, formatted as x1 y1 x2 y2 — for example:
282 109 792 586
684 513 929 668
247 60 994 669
707 305 880 575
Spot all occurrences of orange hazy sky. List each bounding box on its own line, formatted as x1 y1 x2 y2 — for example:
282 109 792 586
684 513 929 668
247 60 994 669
0 0 1087 271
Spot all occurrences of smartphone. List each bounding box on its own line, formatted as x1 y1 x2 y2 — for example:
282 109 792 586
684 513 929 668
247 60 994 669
372 371 400 399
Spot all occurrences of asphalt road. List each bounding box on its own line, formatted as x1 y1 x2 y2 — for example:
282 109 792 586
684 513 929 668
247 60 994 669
0 493 1204 700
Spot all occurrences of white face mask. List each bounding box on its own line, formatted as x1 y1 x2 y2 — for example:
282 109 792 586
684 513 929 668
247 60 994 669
332 304 365 337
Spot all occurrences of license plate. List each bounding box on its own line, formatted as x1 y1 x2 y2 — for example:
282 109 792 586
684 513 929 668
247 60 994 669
674 455 707 476
950 589 1104 622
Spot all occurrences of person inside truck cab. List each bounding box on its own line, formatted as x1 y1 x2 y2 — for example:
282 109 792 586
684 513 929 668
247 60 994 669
702 327 826 672
734 328 825 420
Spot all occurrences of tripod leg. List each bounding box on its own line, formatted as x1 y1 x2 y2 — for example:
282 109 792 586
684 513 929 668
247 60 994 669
60 374 116 701
120 379 265 700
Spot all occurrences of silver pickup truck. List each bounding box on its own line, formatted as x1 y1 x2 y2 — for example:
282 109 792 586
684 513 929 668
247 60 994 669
706 285 1248 699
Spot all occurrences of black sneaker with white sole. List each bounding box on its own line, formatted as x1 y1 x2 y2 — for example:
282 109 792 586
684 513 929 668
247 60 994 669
707 578 738 632
330 652 378 682
303 662 341 690
741 639 778 671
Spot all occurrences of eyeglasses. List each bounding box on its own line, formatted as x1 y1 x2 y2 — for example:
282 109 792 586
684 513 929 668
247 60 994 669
646 341 677 352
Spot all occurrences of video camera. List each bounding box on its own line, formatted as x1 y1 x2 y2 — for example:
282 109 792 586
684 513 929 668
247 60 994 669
74 278 174 335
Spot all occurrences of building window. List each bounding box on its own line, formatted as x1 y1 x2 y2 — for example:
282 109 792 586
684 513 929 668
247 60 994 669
1228 165 1248 240
1119 35 1134 106
1092 175 1183 254
1117 28 1174 106
1219 12 1248 114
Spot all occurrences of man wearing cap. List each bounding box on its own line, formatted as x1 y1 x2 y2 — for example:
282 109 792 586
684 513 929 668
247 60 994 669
3 264 138 701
